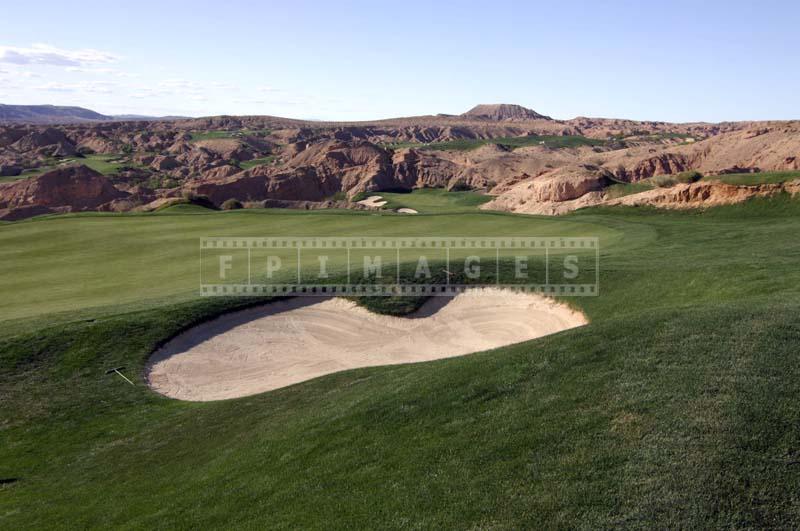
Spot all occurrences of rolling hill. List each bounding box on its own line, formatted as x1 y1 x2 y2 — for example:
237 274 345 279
0 104 183 124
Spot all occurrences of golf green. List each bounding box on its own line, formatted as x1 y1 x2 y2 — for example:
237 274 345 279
2 194 800 528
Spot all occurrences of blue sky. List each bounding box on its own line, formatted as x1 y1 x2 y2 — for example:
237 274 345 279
0 0 798 121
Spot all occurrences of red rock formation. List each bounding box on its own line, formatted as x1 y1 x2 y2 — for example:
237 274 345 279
0 165 126 219
624 153 691 181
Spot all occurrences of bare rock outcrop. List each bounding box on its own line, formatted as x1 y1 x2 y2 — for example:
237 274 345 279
461 104 552 121
280 139 395 197
11 128 74 152
77 135 118 154
607 180 800 209
188 172 269 204
150 155 180 171
391 148 464 190
201 165 241 181
482 165 611 214
624 153 691 181
0 164 22 177
0 165 126 219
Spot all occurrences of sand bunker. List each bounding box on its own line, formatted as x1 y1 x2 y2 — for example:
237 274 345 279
146 288 587 401
356 195 387 207
396 208 418 214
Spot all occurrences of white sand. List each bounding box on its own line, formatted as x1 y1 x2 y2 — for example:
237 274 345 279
146 288 587 401
356 195 387 207
396 208 419 214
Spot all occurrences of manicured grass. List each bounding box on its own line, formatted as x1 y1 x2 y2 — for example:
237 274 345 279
4 154 138 181
385 134 605 152
2 195 800 527
355 188 492 213
704 170 800 186
69 154 131 175
0 173 28 183
190 129 272 142
604 181 654 198
604 171 703 199
0 207 616 322
239 155 276 170
189 130 237 141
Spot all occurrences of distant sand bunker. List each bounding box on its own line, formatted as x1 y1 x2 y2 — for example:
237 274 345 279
356 195 387 207
146 288 587 401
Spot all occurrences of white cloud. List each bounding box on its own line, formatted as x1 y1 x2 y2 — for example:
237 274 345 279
64 66 137 78
130 86 171 98
34 82 75 92
210 81 237 90
232 98 263 104
0 43 120 67
257 85 280 93
159 78 199 89
35 80 117 94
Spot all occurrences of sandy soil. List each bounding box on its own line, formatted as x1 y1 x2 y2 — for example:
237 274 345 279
146 288 587 401
356 195 387 207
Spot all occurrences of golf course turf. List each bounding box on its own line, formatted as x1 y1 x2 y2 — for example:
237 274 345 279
2 192 800 528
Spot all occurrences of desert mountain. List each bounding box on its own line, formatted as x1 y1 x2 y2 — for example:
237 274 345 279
0 104 181 125
0 104 113 124
2 102 800 220
461 104 552 121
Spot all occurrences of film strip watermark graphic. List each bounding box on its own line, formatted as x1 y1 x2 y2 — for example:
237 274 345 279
200 237 599 296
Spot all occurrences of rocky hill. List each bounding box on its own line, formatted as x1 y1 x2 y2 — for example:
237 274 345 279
0 104 179 124
0 104 114 124
1 104 799 220
461 104 552 121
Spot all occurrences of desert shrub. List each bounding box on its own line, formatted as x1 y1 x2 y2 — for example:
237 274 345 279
647 170 702 188
649 175 679 187
147 175 178 190
675 170 703 183
181 191 217 209
448 180 472 192
221 198 244 210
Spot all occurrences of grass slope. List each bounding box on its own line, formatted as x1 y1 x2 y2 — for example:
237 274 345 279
0 206 610 322
239 155 276 170
385 134 604 151
190 129 271 141
1 154 143 183
355 188 492 214
704 170 800 186
2 196 800 527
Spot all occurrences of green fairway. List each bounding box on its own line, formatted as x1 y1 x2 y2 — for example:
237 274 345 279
2 194 800 528
238 155 276 170
189 130 238 141
604 171 704 198
1 154 138 182
603 181 654 198
704 170 800 185
0 207 614 322
356 188 492 213
0 174 27 184
190 129 272 141
384 134 605 151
